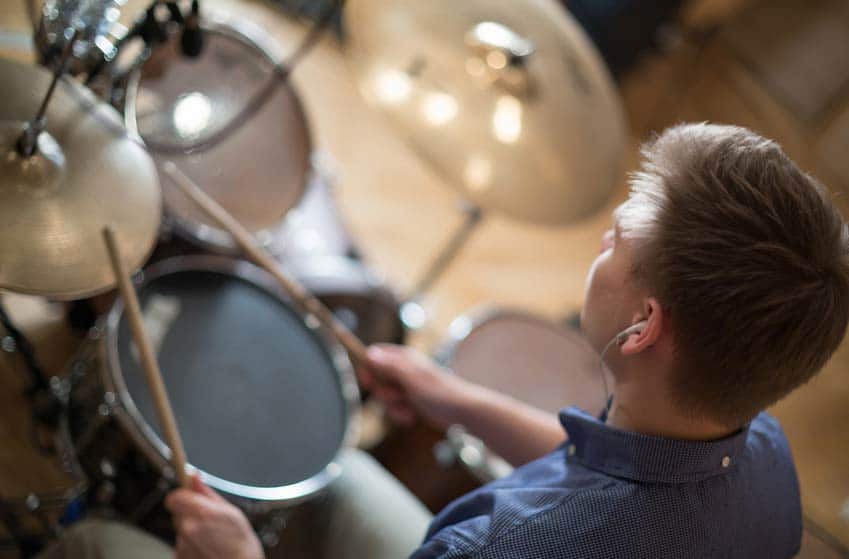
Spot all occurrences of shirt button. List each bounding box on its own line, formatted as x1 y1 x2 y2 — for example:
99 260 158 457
567 444 576 456
721 456 732 468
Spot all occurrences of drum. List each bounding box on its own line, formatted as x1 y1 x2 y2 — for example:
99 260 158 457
373 308 604 512
60 256 360 540
282 255 406 346
438 308 605 415
121 15 313 253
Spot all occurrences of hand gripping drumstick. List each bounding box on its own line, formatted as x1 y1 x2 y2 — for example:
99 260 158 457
162 162 368 366
102 226 190 488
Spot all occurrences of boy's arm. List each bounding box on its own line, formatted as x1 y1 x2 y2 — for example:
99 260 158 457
360 345 566 466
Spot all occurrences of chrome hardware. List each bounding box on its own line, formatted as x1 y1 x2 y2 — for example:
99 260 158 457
434 425 513 484
1 335 16 352
465 22 536 97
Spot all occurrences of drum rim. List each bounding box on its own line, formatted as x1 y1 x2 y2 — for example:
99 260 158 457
122 12 315 254
102 255 360 505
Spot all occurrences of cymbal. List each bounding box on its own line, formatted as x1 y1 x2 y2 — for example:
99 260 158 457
0 57 161 300
345 0 627 225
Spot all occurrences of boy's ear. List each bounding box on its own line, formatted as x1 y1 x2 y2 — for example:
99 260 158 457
620 298 663 356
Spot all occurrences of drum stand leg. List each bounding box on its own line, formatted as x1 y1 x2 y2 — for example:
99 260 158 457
0 298 50 397
400 203 483 330
0 298 66 458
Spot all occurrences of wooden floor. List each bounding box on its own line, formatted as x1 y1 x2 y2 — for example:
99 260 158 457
1 0 848 554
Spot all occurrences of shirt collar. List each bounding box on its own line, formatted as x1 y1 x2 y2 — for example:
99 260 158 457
559 406 749 484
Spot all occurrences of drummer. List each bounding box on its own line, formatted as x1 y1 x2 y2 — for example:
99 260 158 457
38 123 849 558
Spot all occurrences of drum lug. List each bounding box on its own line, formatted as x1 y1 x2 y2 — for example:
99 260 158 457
25 494 40 512
260 529 280 549
97 403 112 418
99 459 116 479
49 375 69 401
74 395 114 455
1 335 15 353
102 391 117 411
87 325 104 341
257 509 289 549
95 480 116 505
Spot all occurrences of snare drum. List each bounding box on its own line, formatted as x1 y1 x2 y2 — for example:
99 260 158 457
61 256 359 539
120 16 313 253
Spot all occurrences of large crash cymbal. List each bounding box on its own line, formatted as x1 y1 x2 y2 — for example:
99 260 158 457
345 0 627 225
0 57 161 300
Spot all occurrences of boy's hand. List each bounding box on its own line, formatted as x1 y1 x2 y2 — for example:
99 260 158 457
165 475 265 559
358 344 477 427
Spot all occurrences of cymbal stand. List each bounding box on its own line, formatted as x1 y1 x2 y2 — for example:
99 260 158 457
84 0 176 88
4 26 83 428
400 203 483 330
16 27 80 158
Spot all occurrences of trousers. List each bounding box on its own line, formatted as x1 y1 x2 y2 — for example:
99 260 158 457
36 449 433 559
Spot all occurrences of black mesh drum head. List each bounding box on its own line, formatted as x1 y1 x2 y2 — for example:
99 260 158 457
110 259 351 495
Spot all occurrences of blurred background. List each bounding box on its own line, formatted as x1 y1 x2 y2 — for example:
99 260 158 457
0 0 847 556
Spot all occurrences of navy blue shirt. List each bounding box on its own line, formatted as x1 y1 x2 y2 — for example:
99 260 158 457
412 407 801 559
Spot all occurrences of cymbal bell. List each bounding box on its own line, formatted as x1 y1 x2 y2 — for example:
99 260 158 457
0 57 161 300
345 0 627 225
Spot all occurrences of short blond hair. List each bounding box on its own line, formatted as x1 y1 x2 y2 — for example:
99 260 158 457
617 123 849 426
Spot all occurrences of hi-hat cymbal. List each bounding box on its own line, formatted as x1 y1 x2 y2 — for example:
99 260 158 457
345 0 627 225
0 57 161 300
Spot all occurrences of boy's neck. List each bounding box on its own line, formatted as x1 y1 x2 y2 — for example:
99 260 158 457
607 381 739 441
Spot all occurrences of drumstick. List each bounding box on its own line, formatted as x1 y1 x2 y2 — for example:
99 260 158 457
162 162 368 365
102 226 190 488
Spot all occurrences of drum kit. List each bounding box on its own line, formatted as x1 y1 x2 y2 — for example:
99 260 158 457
0 0 625 554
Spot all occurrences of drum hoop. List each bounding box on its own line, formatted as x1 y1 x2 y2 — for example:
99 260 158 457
122 11 315 253
435 306 583 368
102 255 360 506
